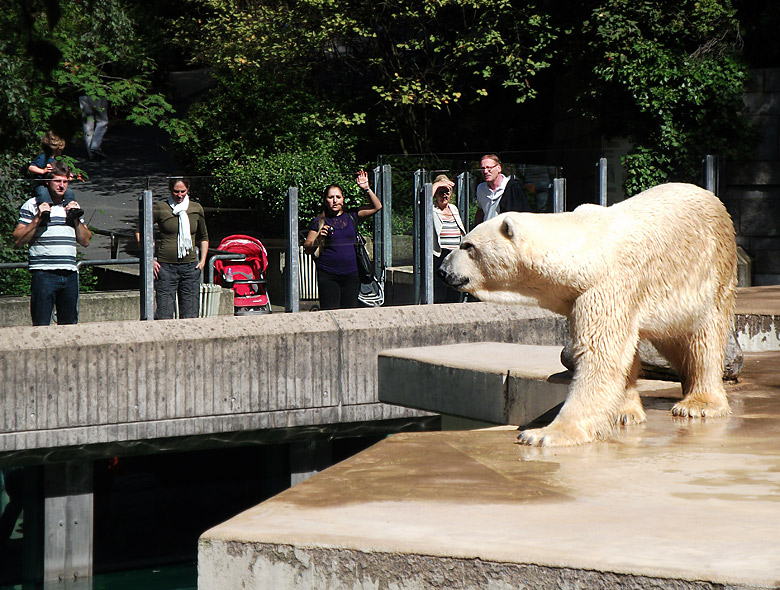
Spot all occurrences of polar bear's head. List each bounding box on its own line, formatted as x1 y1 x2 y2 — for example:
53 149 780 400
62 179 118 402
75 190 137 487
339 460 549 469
439 213 543 305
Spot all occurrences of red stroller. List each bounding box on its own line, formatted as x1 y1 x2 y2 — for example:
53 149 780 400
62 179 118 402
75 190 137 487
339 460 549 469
213 235 272 314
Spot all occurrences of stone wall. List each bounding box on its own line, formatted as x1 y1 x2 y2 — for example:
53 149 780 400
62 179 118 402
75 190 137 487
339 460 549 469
0 303 567 455
724 67 780 285
0 288 235 328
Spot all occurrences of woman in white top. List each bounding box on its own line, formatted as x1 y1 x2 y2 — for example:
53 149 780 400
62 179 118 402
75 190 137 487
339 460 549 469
431 174 467 303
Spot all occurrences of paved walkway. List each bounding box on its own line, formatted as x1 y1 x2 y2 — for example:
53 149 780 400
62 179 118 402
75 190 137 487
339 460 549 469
67 124 178 261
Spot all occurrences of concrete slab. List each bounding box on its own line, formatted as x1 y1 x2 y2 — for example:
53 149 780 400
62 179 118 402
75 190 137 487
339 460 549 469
378 343 571 425
378 343 682 426
199 351 780 590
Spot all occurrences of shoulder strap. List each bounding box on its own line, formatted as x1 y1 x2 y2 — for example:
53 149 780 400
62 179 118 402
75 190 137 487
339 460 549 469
314 213 326 258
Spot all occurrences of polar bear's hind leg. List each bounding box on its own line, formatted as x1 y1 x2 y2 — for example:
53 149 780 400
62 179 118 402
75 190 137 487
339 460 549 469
670 327 731 418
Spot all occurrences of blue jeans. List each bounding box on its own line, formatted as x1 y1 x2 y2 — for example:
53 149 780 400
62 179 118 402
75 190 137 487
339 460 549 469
34 184 75 207
30 270 79 326
155 262 201 319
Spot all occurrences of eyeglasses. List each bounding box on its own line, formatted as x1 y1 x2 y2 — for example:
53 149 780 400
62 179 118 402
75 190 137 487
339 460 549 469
479 164 498 172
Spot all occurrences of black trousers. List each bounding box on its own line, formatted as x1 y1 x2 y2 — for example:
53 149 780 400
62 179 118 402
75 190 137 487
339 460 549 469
317 269 360 310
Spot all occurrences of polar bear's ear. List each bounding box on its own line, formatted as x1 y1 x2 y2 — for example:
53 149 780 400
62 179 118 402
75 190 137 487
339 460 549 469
500 217 517 240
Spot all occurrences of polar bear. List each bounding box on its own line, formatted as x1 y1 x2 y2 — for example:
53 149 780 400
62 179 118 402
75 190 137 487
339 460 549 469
439 182 737 447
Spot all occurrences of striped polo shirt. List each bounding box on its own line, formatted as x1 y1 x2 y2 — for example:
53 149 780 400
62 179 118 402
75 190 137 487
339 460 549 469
18 198 79 271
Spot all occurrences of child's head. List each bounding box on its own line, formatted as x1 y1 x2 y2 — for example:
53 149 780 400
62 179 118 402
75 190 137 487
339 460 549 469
41 130 66 157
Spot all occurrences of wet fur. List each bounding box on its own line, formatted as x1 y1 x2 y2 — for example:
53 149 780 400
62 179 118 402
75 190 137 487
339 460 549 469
440 183 737 446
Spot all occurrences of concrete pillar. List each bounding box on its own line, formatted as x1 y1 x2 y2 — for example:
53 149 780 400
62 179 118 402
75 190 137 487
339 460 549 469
289 440 332 486
44 461 93 583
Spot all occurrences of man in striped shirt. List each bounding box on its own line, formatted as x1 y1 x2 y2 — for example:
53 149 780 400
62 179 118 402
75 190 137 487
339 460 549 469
13 161 92 326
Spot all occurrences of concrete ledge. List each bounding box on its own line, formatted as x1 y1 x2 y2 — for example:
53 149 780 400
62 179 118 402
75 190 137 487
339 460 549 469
0 288 235 327
199 352 780 590
379 343 570 426
0 303 567 454
735 286 780 351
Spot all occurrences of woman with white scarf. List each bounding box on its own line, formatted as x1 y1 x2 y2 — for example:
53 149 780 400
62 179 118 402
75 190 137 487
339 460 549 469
151 177 209 319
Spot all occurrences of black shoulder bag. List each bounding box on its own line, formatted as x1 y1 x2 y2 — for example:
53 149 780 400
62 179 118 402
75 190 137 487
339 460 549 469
348 213 374 284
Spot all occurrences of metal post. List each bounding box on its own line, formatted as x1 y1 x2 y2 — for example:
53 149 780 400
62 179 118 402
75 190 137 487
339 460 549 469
139 187 154 321
704 155 718 195
373 166 383 275
421 182 434 305
373 165 392 277
285 185 299 313
553 178 567 213
382 164 393 269
457 171 471 232
412 169 423 304
597 158 608 206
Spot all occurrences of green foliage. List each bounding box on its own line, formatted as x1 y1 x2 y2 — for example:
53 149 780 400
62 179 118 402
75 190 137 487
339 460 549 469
210 145 364 238
0 153 33 297
167 67 365 236
177 0 557 154
0 0 177 156
0 152 31 297
574 0 753 194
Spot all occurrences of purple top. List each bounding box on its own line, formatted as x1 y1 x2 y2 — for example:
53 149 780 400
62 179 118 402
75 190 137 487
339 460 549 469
308 210 359 276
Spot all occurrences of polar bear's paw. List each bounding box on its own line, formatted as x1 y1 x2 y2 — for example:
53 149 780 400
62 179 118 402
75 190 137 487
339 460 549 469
516 425 593 447
671 398 730 419
616 398 647 426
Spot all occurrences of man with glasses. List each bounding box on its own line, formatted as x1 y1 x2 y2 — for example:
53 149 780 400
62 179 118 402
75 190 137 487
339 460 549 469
474 153 530 225
13 161 92 326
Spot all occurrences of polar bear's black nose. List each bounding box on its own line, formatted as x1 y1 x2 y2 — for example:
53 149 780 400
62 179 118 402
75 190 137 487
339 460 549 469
438 267 469 289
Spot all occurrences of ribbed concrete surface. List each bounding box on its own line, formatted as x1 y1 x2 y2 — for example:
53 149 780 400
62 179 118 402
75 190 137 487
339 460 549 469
199 351 780 590
0 303 567 453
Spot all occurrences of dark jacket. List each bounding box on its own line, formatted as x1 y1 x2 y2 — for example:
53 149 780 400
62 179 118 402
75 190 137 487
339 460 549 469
499 178 531 213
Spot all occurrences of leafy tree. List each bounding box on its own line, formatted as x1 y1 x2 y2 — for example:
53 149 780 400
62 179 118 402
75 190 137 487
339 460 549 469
0 0 181 154
166 68 363 237
177 0 558 155
568 0 753 194
0 0 174 297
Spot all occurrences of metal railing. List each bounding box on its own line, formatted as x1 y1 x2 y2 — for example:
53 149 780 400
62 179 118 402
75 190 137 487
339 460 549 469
1 155 722 315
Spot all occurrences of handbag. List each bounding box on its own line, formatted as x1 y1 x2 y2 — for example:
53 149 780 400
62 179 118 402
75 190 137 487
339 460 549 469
354 231 374 285
348 213 374 285
359 271 385 307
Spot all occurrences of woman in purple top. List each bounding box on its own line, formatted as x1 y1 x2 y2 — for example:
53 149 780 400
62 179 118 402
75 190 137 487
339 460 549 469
303 170 382 309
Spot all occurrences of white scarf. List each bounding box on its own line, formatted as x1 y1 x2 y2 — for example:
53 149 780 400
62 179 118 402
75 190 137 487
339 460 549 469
168 195 193 258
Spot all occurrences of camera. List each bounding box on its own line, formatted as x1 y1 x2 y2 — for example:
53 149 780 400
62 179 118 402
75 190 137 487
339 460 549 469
326 226 334 237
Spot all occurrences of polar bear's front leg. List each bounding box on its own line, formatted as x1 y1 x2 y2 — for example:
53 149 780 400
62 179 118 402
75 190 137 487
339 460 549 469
516 421 594 447
516 367 628 446
517 299 641 447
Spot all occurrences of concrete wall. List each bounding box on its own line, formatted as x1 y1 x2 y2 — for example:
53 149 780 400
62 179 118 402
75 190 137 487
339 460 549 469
0 304 567 456
724 68 780 285
0 288 235 328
